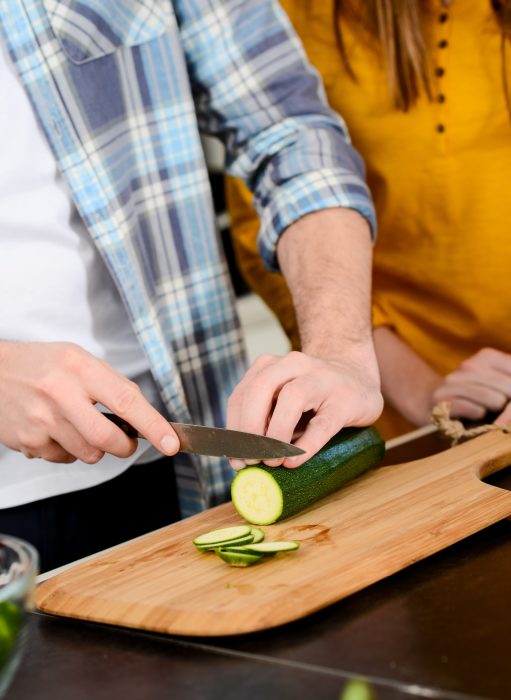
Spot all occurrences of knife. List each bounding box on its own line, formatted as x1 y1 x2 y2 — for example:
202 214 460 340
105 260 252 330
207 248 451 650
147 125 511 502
102 412 305 459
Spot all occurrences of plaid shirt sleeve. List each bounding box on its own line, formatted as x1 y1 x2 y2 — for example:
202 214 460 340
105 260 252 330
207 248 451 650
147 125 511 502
174 0 376 271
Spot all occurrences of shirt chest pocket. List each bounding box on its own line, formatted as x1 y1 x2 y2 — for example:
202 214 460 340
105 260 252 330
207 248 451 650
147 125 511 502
43 0 175 63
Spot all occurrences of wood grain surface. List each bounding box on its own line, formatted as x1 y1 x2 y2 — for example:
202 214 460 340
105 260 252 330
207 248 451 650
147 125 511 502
36 430 511 636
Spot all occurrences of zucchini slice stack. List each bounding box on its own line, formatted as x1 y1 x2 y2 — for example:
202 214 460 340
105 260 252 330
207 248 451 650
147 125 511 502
193 525 299 567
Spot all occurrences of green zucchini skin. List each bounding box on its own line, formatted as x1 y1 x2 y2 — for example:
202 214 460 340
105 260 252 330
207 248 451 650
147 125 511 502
217 550 262 567
232 426 384 524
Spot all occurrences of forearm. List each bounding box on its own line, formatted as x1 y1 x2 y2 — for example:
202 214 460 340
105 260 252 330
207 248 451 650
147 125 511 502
277 208 378 379
177 0 375 272
227 207 383 464
373 326 442 425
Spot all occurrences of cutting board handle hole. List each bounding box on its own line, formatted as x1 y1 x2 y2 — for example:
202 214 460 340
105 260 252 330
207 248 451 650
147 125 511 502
483 464 511 491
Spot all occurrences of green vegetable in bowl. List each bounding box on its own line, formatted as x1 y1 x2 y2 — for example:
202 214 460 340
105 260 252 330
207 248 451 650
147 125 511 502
0 535 38 697
0 601 22 669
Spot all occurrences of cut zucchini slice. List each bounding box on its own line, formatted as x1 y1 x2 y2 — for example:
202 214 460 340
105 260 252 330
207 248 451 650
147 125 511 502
192 525 252 547
195 533 254 552
250 527 265 544
232 468 283 526
228 541 299 555
217 550 263 567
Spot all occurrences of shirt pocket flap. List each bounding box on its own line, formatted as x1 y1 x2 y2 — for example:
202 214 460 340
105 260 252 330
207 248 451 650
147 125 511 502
43 0 174 63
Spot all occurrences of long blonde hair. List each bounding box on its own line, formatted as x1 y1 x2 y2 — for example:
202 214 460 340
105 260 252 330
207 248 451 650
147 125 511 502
333 0 511 112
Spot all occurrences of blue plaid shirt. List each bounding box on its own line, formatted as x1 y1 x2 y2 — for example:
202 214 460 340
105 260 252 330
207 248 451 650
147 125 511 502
1 0 375 516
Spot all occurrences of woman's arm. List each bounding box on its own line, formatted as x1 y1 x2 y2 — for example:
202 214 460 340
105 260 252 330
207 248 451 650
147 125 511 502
375 330 511 428
373 326 442 427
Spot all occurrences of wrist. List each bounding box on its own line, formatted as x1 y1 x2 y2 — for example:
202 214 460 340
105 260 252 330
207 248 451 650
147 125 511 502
301 338 381 389
389 374 442 426
278 207 375 373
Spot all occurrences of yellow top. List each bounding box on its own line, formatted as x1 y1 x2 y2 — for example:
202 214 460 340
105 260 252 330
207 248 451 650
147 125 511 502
226 0 511 439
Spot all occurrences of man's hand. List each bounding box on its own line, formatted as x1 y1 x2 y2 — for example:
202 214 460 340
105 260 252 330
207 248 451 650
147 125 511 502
0 341 180 463
432 348 511 425
227 350 382 469
227 208 383 469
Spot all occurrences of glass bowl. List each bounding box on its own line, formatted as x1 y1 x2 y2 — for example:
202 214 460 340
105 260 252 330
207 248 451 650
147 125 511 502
0 536 38 697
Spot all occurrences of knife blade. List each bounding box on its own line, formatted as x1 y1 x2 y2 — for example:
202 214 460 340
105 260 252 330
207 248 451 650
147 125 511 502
102 412 305 459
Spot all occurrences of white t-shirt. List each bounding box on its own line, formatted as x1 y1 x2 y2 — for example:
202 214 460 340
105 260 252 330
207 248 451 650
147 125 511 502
0 39 162 508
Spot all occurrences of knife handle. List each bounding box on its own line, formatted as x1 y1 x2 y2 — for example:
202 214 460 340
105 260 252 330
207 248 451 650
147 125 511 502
102 412 140 439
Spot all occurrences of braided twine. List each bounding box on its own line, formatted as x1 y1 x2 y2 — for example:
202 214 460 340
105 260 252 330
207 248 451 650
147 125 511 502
431 402 511 446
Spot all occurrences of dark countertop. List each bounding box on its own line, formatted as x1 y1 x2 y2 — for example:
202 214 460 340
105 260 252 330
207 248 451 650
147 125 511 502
4 615 435 700
5 431 511 700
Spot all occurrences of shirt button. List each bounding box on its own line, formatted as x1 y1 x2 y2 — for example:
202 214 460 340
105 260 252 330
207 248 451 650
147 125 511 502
439 12 449 22
435 67 445 77
437 93 446 103
436 124 446 133
438 39 448 49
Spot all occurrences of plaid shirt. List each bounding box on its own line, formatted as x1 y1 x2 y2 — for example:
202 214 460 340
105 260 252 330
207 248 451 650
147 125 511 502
1 0 375 516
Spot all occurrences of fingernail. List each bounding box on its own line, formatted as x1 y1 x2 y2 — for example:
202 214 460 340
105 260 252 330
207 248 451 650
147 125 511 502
284 456 301 468
160 434 178 454
264 458 284 467
230 459 246 471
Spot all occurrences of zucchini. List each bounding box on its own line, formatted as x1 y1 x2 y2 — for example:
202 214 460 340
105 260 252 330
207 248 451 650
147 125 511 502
192 526 301 567
249 527 265 544
195 534 255 552
192 525 251 547
217 550 263 567
224 541 299 555
231 426 384 525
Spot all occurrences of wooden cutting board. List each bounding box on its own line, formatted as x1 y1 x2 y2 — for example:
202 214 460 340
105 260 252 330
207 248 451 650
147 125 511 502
36 430 511 636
